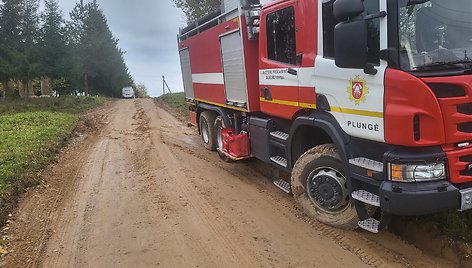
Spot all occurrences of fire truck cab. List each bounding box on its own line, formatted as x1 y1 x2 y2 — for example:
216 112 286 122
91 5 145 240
178 0 472 233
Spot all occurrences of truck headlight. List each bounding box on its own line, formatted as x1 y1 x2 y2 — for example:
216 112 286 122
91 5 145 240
388 162 446 182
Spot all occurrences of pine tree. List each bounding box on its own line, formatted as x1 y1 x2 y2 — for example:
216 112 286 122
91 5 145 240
0 0 24 99
67 0 87 46
64 0 88 95
18 0 41 97
79 2 132 97
39 0 69 94
1 0 133 98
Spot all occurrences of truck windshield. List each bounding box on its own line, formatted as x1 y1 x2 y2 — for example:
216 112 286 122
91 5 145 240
398 0 472 72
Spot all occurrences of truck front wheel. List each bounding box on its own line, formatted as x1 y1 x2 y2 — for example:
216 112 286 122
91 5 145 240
199 111 217 151
291 144 358 230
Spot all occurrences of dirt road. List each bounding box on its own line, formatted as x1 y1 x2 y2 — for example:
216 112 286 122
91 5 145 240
0 99 460 267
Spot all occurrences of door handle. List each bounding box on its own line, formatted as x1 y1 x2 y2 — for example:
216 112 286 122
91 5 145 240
288 68 298 76
263 87 272 101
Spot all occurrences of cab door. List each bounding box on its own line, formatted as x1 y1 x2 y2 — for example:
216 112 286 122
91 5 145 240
314 0 387 142
259 1 301 120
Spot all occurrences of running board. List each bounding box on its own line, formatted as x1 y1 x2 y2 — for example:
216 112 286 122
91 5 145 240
273 179 291 194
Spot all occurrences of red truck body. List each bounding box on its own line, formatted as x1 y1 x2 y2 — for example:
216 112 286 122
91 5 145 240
178 0 472 232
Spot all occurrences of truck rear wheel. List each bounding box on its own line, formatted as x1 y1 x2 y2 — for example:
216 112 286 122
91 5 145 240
291 144 358 230
199 111 217 151
214 115 232 162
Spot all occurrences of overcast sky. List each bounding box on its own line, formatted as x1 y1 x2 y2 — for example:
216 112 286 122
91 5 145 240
55 0 186 97
54 0 275 97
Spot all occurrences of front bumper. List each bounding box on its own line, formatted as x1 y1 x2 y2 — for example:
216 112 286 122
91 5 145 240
379 180 460 216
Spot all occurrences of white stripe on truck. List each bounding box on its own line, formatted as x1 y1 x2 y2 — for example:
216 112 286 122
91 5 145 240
192 73 224 85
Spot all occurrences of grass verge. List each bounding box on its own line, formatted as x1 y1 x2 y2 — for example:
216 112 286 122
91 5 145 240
155 92 188 119
0 112 76 192
0 96 104 115
0 96 105 228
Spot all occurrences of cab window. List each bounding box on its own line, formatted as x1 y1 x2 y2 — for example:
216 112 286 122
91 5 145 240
266 7 297 65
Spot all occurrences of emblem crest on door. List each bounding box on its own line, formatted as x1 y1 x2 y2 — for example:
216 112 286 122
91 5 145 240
347 75 369 105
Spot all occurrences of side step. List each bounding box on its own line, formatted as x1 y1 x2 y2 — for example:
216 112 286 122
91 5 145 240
358 218 379 234
270 131 289 142
349 157 383 172
351 190 380 207
270 156 287 168
273 179 291 194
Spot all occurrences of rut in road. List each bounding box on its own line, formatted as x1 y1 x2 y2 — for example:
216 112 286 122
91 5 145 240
0 99 457 268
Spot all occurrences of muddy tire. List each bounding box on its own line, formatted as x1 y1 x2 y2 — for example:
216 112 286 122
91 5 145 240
291 144 358 230
199 111 217 151
214 116 233 162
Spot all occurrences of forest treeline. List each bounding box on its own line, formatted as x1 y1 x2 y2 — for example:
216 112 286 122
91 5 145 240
0 0 133 99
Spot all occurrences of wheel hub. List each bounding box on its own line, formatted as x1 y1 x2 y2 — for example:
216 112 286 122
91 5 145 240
308 168 348 210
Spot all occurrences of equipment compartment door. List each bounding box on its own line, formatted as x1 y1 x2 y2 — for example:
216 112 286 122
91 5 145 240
220 31 248 106
179 48 194 99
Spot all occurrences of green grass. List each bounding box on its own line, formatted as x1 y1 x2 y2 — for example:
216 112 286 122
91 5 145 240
0 96 104 115
0 96 105 224
156 92 188 118
0 112 76 191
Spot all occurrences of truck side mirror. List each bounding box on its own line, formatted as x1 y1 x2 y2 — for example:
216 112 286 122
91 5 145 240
333 0 364 20
334 19 367 69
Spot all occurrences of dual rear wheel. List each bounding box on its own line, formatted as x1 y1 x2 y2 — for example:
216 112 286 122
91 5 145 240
199 111 232 162
199 111 217 151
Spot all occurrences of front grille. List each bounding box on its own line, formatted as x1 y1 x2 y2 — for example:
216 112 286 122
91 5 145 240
424 77 472 183
458 103 472 115
459 155 472 163
458 122 472 133
428 83 466 98
424 78 472 144
445 147 472 183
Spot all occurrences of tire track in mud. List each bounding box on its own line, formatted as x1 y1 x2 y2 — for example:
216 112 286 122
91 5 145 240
143 107 257 267
162 139 394 268
31 139 100 268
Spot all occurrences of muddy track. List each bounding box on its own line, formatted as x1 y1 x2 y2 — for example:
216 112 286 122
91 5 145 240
0 99 462 267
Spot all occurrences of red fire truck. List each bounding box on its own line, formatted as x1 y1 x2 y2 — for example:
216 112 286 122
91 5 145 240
177 0 472 233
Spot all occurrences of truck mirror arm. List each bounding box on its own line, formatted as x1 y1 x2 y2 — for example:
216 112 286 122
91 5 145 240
364 63 378 75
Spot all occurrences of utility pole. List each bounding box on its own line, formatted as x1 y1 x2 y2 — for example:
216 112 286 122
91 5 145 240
162 75 165 96
162 75 172 95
